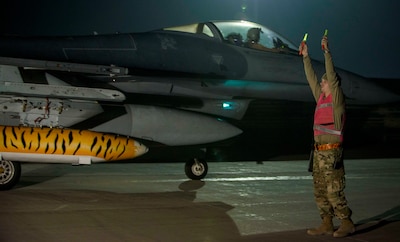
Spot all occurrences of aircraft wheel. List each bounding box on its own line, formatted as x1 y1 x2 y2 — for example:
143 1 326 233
0 160 21 190
185 158 208 180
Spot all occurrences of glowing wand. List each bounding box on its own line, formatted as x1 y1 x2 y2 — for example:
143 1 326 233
299 33 308 55
322 29 328 50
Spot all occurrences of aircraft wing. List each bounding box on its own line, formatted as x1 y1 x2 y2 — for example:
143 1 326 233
0 61 243 146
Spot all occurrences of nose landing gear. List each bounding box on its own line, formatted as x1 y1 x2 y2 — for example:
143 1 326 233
184 158 208 180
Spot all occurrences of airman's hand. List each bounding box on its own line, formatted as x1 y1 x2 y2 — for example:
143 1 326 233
321 36 329 52
299 42 308 57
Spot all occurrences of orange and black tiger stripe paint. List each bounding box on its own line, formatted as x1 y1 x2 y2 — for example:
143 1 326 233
0 125 146 161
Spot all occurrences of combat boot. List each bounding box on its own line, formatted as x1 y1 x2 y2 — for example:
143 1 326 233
333 218 355 237
307 216 334 235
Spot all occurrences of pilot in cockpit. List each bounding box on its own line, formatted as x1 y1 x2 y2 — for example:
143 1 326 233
226 32 243 46
244 28 279 52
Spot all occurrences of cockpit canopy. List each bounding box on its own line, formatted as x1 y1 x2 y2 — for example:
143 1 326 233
164 20 298 53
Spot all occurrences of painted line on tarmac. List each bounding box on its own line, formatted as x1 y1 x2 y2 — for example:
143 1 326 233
204 176 312 182
126 176 313 183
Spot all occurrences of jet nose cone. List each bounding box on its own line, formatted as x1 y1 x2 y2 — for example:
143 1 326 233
135 141 149 157
362 85 400 104
345 74 400 105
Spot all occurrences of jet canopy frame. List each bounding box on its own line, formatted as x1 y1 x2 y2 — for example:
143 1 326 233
163 20 298 53
213 20 298 52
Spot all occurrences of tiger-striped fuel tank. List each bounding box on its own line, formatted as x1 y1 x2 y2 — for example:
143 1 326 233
0 125 148 164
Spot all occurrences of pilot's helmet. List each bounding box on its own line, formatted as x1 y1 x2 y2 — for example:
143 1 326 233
227 33 243 46
247 28 262 42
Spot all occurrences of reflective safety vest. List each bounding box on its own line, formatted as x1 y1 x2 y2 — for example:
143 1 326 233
313 94 344 140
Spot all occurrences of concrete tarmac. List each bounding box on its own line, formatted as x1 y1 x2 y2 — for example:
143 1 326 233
1 159 399 242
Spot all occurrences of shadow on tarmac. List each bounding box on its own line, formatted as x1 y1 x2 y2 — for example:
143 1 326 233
355 205 400 235
2 181 241 242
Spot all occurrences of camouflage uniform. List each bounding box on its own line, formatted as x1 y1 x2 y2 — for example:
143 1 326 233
303 52 352 220
312 147 351 219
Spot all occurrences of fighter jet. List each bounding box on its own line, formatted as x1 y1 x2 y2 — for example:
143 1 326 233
0 20 398 189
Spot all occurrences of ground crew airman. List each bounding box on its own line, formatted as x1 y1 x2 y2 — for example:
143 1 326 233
299 33 355 238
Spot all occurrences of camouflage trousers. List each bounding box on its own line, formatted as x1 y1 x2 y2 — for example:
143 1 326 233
312 147 352 219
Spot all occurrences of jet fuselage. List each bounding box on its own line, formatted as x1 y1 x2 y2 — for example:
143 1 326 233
0 20 398 105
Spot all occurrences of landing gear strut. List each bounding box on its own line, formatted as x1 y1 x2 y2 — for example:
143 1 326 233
185 158 208 180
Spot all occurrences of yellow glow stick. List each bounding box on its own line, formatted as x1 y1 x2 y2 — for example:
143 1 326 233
299 33 308 55
303 33 308 41
322 29 328 50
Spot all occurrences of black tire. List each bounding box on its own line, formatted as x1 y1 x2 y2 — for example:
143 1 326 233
0 160 21 190
185 158 208 180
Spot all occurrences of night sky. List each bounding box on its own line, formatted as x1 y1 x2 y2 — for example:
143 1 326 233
1 0 400 79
